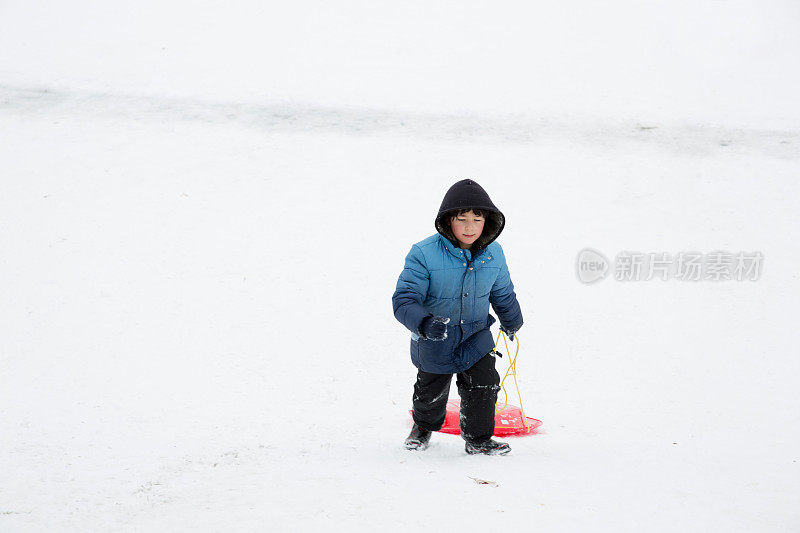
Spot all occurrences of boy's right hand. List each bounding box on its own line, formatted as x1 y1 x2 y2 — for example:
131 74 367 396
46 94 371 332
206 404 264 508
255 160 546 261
420 316 450 341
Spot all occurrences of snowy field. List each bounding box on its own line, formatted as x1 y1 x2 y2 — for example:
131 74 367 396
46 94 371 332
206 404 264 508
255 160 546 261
1 1 799 531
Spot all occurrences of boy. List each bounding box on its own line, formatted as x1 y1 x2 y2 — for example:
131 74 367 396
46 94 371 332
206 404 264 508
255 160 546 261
392 179 524 455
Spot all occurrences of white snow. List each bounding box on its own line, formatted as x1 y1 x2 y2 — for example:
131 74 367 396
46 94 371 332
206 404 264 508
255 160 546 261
1 1 799 531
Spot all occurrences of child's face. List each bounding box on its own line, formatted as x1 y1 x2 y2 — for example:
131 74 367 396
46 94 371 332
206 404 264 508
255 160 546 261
450 210 485 249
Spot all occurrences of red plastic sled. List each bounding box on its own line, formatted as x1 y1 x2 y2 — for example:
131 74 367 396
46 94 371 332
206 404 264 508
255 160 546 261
409 399 542 437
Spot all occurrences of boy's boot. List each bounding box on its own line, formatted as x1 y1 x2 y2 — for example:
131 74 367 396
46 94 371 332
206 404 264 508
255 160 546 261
464 437 511 455
404 423 432 450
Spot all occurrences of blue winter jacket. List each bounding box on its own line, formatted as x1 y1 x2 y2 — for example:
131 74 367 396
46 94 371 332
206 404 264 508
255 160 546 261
392 233 523 373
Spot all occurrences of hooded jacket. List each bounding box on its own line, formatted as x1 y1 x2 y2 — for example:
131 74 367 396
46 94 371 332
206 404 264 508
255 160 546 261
391 179 524 373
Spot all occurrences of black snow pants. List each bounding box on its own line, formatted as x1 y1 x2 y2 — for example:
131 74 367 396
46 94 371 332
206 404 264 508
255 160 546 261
411 351 501 443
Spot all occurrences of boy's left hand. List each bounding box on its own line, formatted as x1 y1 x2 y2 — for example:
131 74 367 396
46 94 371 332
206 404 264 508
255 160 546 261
500 324 518 341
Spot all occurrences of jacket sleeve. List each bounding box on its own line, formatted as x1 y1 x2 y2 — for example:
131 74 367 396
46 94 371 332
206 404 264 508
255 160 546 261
489 246 524 332
392 245 432 336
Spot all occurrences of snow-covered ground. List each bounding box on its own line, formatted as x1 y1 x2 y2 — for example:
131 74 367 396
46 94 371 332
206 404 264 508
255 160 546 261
1 2 799 531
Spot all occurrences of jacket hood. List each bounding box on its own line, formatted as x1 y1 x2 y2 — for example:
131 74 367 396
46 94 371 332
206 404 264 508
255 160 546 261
434 179 505 255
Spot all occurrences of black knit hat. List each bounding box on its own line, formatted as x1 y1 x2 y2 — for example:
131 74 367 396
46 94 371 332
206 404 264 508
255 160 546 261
435 179 505 253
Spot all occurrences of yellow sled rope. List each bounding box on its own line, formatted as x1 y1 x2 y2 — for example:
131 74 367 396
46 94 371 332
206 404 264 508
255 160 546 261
493 330 529 429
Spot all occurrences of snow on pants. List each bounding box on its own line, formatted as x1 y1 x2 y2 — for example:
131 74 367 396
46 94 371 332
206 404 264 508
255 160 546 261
411 351 501 443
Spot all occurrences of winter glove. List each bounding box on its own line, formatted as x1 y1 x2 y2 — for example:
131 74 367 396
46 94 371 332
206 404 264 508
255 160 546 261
500 324 519 341
420 316 450 341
